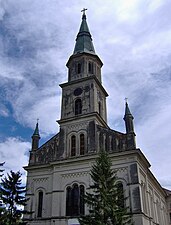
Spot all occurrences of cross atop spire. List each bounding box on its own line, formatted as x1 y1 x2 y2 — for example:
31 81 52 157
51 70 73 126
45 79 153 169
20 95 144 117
81 8 87 15
81 8 87 19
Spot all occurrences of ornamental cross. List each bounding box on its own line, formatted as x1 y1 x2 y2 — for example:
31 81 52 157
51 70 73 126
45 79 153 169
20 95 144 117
81 8 87 15
37 118 39 123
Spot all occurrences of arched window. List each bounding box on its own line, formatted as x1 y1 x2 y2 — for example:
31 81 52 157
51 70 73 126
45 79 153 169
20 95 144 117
75 63 82 74
116 182 124 209
88 62 94 74
71 135 76 156
66 184 85 216
75 99 82 115
72 184 79 216
80 134 85 155
37 191 43 217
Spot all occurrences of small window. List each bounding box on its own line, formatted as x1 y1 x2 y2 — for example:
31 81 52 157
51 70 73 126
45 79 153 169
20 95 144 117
77 63 81 74
80 134 85 155
75 99 82 115
71 135 76 156
98 102 101 116
37 191 43 217
75 63 82 74
88 62 94 74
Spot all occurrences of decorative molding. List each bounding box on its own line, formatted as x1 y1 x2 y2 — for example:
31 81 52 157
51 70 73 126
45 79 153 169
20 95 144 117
62 171 89 179
33 177 48 183
67 121 89 131
114 167 128 173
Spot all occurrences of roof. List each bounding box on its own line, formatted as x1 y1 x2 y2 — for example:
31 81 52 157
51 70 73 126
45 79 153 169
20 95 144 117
32 122 40 137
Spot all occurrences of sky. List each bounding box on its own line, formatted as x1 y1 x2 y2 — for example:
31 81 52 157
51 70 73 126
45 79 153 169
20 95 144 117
0 0 171 188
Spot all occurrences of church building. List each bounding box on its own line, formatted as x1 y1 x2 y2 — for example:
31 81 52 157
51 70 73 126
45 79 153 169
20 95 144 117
24 10 170 225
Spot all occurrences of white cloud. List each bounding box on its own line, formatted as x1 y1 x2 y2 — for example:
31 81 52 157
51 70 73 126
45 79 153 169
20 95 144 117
0 137 30 184
147 0 164 13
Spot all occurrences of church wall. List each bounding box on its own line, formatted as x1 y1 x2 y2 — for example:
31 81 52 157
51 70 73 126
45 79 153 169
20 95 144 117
137 159 168 225
24 149 169 225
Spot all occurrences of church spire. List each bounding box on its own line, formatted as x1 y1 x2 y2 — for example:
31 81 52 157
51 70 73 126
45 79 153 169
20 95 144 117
123 100 135 134
73 9 95 55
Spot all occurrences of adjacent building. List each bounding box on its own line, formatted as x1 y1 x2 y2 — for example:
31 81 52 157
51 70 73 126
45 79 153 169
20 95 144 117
24 11 170 225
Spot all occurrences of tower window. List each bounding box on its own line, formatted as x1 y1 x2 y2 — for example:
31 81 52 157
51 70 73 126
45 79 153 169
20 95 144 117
71 135 76 156
37 191 43 217
88 62 94 74
75 99 82 115
75 63 82 74
77 63 81 74
80 134 85 155
66 184 85 216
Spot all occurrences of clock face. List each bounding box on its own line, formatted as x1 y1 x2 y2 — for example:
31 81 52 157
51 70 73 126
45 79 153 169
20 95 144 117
74 88 83 96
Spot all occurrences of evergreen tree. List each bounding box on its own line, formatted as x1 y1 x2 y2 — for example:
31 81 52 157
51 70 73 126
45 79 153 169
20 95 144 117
0 162 6 221
0 171 27 224
0 162 4 179
79 150 132 225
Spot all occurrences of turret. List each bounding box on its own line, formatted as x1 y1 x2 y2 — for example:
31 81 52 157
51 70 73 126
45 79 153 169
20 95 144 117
29 122 40 164
124 100 136 149
31 122 40 151
124 101 135 134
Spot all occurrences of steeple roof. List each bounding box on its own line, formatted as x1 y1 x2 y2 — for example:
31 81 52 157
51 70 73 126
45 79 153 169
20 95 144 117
32 122 40 137
124 101 134 120
125 102 132 115
73 11 95 55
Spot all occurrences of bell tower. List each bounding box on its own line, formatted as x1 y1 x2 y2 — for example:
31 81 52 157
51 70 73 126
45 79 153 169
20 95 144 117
58 10 109 157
